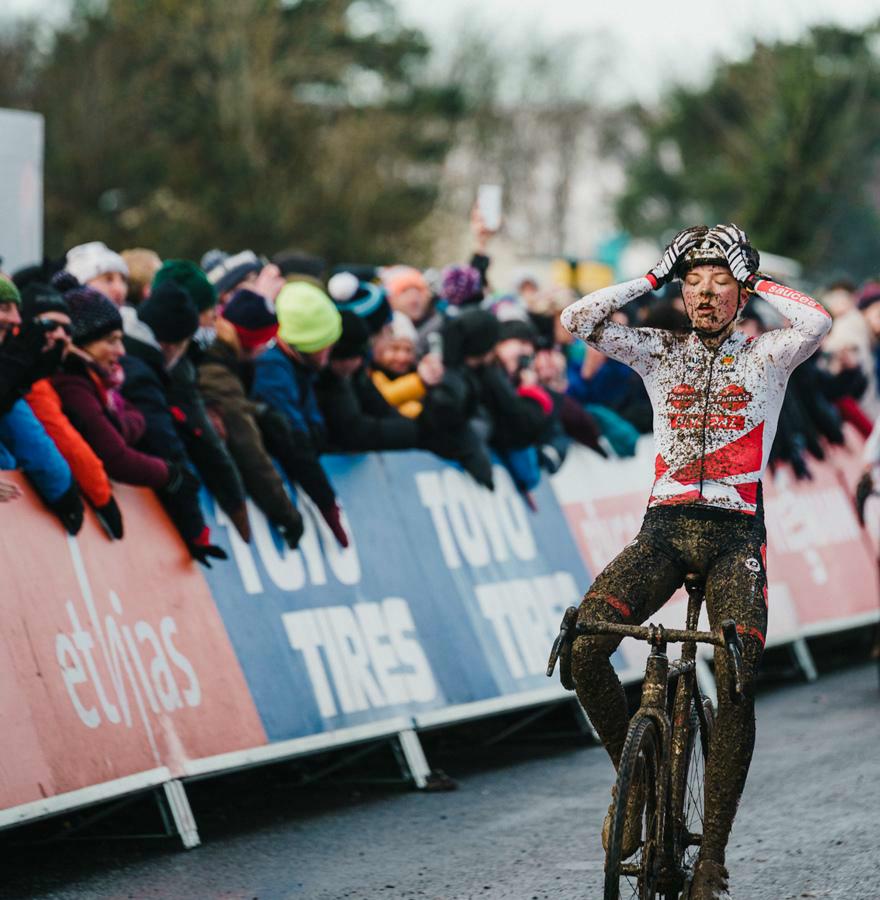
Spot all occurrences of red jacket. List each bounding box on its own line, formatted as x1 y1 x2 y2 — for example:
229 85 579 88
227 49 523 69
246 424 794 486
27 379 113 506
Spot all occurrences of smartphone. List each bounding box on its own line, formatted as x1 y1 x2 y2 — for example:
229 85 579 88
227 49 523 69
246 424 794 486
477 183 503 232
427 331 443 358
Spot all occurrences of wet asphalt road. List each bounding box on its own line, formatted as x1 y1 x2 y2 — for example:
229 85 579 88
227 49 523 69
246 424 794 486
8 662 879 900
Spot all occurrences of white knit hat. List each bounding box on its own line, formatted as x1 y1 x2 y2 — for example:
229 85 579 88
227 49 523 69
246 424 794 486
389 311 418 344
65 241 129 285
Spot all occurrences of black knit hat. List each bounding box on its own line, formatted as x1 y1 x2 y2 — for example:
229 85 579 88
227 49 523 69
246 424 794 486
331 311 370 360
497 318 538 345
65 286 123 347
272 249 327 281
138 281 199 343
20 282 69 320
442 310 500 367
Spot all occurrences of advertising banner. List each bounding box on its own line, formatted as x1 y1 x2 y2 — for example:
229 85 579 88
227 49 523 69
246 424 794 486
552 441 879 658
0 474 265 820
201 451 592 743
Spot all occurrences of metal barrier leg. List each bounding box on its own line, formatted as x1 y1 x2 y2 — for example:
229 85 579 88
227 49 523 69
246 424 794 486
161 780 200 849
394 728 431 789
696 656 718 709
790 637 818 682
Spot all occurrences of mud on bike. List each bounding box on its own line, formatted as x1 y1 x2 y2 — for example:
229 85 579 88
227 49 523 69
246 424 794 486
547 574 745 900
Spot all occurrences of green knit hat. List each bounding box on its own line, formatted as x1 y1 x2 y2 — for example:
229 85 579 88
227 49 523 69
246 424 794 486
152 259 217 312
276 282 342 352
0 277 22 306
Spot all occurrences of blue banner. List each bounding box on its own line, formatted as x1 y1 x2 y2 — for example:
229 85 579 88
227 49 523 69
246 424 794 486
202 452 592 743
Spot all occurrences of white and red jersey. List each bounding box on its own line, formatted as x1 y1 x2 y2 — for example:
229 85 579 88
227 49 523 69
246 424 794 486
560 277 832 515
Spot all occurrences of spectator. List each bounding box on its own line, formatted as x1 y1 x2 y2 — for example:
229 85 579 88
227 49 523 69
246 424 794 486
201 249 264 307
251 281 350 547
327 272 392 336
22 282 123 538
115 282 227 565
533 342 606 457
149 262 251 540
65 241 129 307
199 289 304 549
371 311 433 418
316 311 420 452
0 396 83 534
52 284 173 496
272 250 327 288
0 279 83 533
421 310 550 493
385 267 432 324
121 248 162 308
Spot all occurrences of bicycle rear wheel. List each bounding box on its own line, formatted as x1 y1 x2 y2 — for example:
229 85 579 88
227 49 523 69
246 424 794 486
668 694 714 896
604 715 661 900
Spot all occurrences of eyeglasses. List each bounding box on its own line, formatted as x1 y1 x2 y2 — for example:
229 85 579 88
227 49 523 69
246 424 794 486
36 317 73 335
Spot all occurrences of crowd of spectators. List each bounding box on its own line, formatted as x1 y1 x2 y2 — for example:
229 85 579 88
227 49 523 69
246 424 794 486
1 210 879 564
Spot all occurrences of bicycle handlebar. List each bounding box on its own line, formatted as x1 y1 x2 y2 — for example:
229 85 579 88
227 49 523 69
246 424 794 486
546 608 746 704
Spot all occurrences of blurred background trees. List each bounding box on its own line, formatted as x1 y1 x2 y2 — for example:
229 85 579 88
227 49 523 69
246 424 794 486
0 0 464 263
2 2 880 282
614 24 880 281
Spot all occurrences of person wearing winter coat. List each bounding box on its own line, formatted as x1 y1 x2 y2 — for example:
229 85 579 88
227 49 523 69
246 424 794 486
0 397 83 534
250 281 350 547
0 277 83 533
22 282 123 538
118 281 227 566
316 312 421 453
198 290 304 549
149 261 250 542
370 311 432 418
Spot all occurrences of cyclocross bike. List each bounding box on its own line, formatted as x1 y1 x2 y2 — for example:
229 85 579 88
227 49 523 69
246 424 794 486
547 573 745 900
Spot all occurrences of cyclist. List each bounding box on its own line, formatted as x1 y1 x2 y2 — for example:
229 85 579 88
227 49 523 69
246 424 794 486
560 224 831 899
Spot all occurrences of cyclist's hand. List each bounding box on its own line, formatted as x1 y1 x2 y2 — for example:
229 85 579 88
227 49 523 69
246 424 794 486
706 223 760 286
646 226 707 288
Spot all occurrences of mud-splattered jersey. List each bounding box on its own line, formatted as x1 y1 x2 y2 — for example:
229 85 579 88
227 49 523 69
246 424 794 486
561 277 832 515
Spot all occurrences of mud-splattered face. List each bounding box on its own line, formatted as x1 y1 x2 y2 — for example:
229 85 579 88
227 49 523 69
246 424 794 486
681 265 740 332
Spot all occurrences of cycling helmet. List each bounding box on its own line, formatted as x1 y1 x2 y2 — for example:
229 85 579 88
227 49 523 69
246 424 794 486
675 236 728 277
675 233 761 280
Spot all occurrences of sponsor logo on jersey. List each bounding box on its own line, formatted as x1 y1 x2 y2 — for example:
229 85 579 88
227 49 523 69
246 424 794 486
670 413 745 430
717 384 752 411
667 383 697 410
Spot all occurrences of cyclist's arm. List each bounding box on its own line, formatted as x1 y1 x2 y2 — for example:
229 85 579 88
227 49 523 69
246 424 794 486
752 279 832 371
560 277 663 374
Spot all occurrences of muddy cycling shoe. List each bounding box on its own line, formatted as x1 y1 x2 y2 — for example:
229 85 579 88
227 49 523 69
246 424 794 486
601 779 644 860
689 859 730 899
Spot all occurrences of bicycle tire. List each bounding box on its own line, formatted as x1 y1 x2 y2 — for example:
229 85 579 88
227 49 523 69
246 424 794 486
604 715 661 900
667 695 714 897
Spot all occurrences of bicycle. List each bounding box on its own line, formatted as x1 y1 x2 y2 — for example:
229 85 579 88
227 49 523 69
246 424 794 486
547 573 745 900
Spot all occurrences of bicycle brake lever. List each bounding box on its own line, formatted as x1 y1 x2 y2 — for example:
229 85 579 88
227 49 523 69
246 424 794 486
720 619 745 704
547 606 579 677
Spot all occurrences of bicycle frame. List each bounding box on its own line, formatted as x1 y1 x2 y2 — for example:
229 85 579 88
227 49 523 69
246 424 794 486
546 574 746 890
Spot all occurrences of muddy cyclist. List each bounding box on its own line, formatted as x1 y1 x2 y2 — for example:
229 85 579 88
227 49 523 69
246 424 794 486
560 224 832 899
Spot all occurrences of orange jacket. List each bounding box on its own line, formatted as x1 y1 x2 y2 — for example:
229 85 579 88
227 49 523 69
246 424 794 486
371 370 424 419
26 379 112 506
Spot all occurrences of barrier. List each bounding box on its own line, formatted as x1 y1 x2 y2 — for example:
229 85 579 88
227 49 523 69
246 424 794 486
2 440 877 846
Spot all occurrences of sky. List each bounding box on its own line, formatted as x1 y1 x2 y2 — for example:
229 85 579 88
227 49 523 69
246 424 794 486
5 0 880 102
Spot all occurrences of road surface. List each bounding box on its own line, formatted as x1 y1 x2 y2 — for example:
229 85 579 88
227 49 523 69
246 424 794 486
8 662 879 899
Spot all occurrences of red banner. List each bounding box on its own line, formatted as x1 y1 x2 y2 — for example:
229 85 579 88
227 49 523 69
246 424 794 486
0 474 266 810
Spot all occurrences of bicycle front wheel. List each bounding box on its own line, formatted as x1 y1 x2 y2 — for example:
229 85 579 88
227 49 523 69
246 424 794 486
604 715 661 900
671 694 715 885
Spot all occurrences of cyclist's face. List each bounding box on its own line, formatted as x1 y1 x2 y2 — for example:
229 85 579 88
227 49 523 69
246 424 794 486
681 266 740 332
